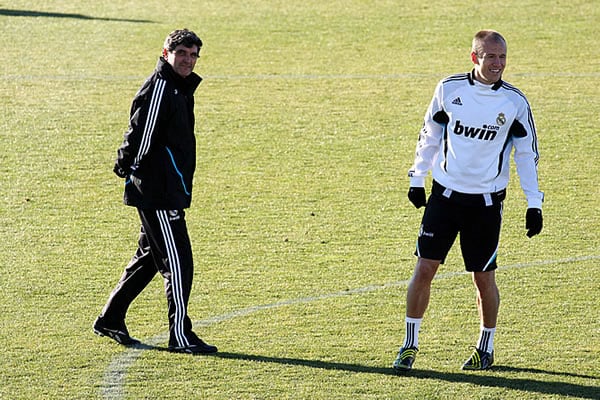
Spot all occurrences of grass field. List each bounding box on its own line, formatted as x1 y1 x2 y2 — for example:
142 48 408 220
1 0 599 399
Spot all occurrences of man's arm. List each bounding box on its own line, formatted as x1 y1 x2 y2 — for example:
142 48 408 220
511 100 544 237
114 79 165 177
511 105 543 209
407 82 445 207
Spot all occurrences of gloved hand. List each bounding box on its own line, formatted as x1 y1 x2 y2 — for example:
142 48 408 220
408 187 427 209
525 208 543 237
113 164 128 178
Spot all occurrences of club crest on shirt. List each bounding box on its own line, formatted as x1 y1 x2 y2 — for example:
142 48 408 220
496 113 506 126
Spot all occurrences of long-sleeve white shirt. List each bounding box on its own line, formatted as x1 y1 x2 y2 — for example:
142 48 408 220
409 70 543 209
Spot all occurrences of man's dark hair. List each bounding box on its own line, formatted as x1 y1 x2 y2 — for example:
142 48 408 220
164 29 203 51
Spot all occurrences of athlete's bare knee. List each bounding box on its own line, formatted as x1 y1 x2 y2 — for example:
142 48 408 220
413 258 440 282
473 270 497 289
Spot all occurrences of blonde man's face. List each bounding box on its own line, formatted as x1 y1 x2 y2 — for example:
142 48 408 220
471 40 506 85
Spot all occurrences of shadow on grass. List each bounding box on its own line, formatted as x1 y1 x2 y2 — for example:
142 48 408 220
213 351 599 399
0 8 153 23
127 342 169 352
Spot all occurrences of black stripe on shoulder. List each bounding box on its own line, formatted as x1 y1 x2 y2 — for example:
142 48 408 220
500 81 529 102
442 72 470 84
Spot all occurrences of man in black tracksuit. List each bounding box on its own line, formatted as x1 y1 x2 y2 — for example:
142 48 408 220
93 29 217 354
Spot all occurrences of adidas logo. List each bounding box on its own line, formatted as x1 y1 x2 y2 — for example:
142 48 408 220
452 97 463 105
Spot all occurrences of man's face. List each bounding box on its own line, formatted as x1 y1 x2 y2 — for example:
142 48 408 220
163 44 199 78
471 40 506 84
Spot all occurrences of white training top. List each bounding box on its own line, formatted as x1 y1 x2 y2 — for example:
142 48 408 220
408 71 544 209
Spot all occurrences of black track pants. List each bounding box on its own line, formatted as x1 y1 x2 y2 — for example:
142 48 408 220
100 209 197 348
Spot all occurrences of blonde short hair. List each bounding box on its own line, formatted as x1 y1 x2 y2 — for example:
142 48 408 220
472 30 506 57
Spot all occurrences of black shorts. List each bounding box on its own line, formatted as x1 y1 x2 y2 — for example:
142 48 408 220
415 183 504 272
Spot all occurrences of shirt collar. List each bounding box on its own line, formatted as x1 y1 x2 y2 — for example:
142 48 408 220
469 69 503 91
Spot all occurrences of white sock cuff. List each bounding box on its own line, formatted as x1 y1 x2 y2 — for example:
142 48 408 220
403 317 423 348
477 326 496 353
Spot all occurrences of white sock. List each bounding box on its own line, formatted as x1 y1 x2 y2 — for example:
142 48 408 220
402 317 422 348
477 326 496 354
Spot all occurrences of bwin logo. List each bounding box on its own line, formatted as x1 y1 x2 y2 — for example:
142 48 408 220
453 120 498 141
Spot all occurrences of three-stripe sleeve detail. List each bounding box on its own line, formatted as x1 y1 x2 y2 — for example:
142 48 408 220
134 79 166 166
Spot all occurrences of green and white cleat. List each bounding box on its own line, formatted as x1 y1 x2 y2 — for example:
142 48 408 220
393 346 418 372
462 348 494 370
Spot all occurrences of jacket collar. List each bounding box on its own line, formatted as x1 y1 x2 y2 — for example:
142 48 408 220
156 57 202 93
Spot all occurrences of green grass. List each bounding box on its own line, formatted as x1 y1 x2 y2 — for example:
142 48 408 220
1 0 599 399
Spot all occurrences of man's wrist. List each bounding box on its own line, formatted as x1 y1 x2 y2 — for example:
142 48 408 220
409 176 426 187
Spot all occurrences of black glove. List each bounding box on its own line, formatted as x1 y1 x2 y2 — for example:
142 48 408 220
408 187 427 208
525 208 543 237
113 164 129 178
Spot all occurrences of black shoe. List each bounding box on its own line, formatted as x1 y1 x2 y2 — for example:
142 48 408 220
392 346 419 372
462 347 494 370
168 339 218 355
93 316 140 346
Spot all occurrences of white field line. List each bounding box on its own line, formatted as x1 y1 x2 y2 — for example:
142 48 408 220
100 254 600 399
3 72 600 82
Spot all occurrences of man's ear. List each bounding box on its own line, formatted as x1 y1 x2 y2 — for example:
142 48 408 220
162 48 169 58
470 51 479 64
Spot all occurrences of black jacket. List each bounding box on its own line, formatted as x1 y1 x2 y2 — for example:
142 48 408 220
114 57 202 210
